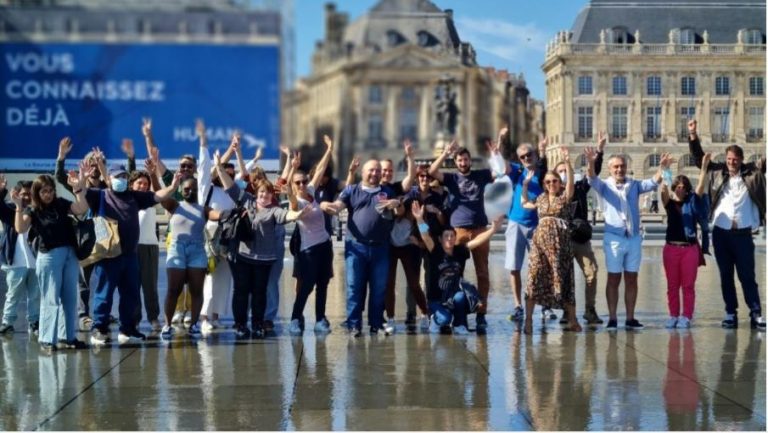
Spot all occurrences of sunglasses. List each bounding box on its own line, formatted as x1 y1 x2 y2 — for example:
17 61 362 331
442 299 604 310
518 152 534 160
179 163 195 169
294 179 308 185
544 179 561 185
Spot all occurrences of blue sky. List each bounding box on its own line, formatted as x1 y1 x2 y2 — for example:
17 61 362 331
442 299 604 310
294 0 588 100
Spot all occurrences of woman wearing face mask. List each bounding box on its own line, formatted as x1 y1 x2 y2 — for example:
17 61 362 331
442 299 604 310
129 163 162 332
521 148 581 334
85 163 180 346
215 152 306 339
660 154 710 329
12 162 90 353
159 173 229 339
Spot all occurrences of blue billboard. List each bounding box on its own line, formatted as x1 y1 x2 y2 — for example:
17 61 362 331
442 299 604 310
1 42 280 171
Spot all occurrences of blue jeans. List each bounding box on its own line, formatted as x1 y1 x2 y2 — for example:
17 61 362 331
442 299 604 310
429 291 470 327
90 253 140 334
264 225 286 322
2 266 40 326
36 246 79 344
712 227 762 316
344 240 389 330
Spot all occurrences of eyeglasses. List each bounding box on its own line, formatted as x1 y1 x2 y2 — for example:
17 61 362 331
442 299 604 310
518 152 534 160
294 179 308 185
179 163 195 169
418 174 432 180
544 179 561 185
39 188 55 194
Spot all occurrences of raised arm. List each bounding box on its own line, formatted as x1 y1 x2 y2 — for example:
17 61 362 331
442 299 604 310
594 131 607 176
687 119 708 170
279 144 293 183
344 156 360 187
487 126 511 176
154 171 182 203
467 216 503 250
196 119 213 201
520 170 537 210
562 148 575 201
213 150 234 190
400 139 416 191
67 161 90 216
244 147 263 174
0 175 12 226
10 189 31 234
654 153 675 185
695 153 711 197
144 158 162 192
142 117 168 175
585 146 598 178
310 135 334 188
660 183 671 207
286 151 300 211
55 137 75 193
429 140 457 183
92 147 111 189
122 138 136 173
411 201 435 253
233 133 248 181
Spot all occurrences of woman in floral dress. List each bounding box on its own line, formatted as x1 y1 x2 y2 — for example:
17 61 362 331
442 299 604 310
521 148 581 334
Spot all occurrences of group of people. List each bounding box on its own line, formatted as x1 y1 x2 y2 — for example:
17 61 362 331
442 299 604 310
0 117 764 352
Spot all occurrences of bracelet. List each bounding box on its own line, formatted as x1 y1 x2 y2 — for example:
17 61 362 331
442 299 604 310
418 222 429 233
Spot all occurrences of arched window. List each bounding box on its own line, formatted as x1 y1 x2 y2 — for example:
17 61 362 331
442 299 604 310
645 154 661 168
417 30 437 47
607 27 631 44
678 28 696 44
386 30 406 47
681 154 697 167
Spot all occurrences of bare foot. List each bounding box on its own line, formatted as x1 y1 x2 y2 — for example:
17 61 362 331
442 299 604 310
566 321 582 332
523 320 533 335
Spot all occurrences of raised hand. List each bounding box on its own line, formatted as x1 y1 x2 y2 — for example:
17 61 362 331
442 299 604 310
659 152 675 168
91 146 105 162
538 134 548 155
213 149 222 167
195 118 206 138
121 138 135 158
279 144 291 157
323 134 333 150
9 189 23 207
583 146 598 163
560 147 571 162
171 171 184 188
0 174 6 192
348 156 360 174
230 131 242 154
702 152 712 170
688 119 697 135
148 146 160 164
403 139 414 158
597 131 607 151
252 146 263 162
498 125 509 143
58 136 73 160
79 160 95 180
142 117 152 137
445 140 459 155
411 200 424 220
523 169 535 184
144 157 157 174
291 151 302 170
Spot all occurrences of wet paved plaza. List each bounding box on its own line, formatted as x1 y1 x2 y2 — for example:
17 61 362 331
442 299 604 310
0 243 765 430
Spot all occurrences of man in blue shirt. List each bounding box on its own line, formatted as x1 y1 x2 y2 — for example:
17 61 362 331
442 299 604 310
321 159 403 336
586 148 673 330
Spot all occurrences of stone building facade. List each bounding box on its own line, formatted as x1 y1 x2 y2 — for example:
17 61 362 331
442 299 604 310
542 0 766 180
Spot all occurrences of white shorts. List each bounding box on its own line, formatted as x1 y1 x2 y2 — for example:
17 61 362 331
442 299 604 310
602 232 643 273
504 221 535 271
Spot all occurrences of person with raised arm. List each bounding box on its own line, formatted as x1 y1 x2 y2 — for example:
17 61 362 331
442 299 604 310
520 148 581 334
688 119 766 329
287 135 336 335
660 152 710 329
586 146 673 330
428 140 495 333
320 160 403 336
412 201 502 335
12 155 91 352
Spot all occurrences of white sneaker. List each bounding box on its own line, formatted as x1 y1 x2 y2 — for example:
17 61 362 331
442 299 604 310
161 325 174 340
677 316 691 329
665 317 678 329
171 312 184 324
289 319 303 336
418 315 430 331
117 332 144 345
183 312 192 325
314 318 331 333
453 325 470 335
201 320 214 334
429 315 440 334
383 319 395 335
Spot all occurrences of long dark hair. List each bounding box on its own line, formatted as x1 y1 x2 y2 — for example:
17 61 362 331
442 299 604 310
671 175 693 197
30 175 56 209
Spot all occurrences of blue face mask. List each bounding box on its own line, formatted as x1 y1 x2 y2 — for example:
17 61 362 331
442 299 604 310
235 179 247 190
111 177 128 193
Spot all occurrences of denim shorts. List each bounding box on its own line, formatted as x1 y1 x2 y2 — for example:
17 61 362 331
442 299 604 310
603 232 643 273
504 221 535 271
166 239 208 269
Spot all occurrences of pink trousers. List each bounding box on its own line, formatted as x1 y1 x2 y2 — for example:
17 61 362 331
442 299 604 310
662 244 699 319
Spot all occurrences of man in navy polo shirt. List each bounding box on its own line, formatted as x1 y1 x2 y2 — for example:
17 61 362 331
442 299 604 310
322 159 403 336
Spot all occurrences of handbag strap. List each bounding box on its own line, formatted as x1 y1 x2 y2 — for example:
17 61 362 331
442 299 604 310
98 189 106 218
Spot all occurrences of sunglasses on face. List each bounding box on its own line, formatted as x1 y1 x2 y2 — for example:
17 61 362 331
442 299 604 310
180 163 195 169
294 179 308 185
544 179 561 185
518 152 534 160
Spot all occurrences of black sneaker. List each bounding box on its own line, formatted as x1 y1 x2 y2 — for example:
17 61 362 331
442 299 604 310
56 339 88 350
583 308 604 325
29 321 39 335
625 319 644 330
263 320 275 332
0 323 13 335
251 326 265 339
476 314 488 335
721 313 738 329
750 312 766 330
404 313 416 326
369 327 380 336
346 327 362 338
235 325 251 339
606 319 618 330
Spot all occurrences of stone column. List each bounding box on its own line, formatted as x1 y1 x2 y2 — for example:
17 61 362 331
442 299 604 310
563 71 574 143
419 84 431 149
700 72 712 139
630 72 643 143
386 85 398 149
597 71 608 135
734 72 746 141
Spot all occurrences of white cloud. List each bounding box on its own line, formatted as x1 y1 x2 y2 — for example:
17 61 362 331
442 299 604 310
455 17 549 62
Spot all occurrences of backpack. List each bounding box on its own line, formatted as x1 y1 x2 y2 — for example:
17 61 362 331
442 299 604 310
218 190 253 248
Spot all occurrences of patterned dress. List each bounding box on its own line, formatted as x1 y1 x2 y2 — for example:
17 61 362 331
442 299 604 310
526 193 575 308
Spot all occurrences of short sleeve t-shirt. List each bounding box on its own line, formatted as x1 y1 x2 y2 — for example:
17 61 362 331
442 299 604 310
339 184 395 244
25 197 75 253
507 162 543 227
297 185 331 251
425 244 470 302
314 177 341 236
85 188 157 254
442 169 493 228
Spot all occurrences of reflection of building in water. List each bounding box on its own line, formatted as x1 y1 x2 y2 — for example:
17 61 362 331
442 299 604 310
283 0 544 176
543 0 766 181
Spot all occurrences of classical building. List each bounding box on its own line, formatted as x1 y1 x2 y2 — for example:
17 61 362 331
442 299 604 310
542 0 766 179
283 0 544 174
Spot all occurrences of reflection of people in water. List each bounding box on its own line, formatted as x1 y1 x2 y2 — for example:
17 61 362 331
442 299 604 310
713 332 762 426
601 333 642 430
524 333 596 431
663 332 700 430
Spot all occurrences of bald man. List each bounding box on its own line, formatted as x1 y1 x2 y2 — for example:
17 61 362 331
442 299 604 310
322 159 404 336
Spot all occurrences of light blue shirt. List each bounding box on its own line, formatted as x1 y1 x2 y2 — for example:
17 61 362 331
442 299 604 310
588 176 658 237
